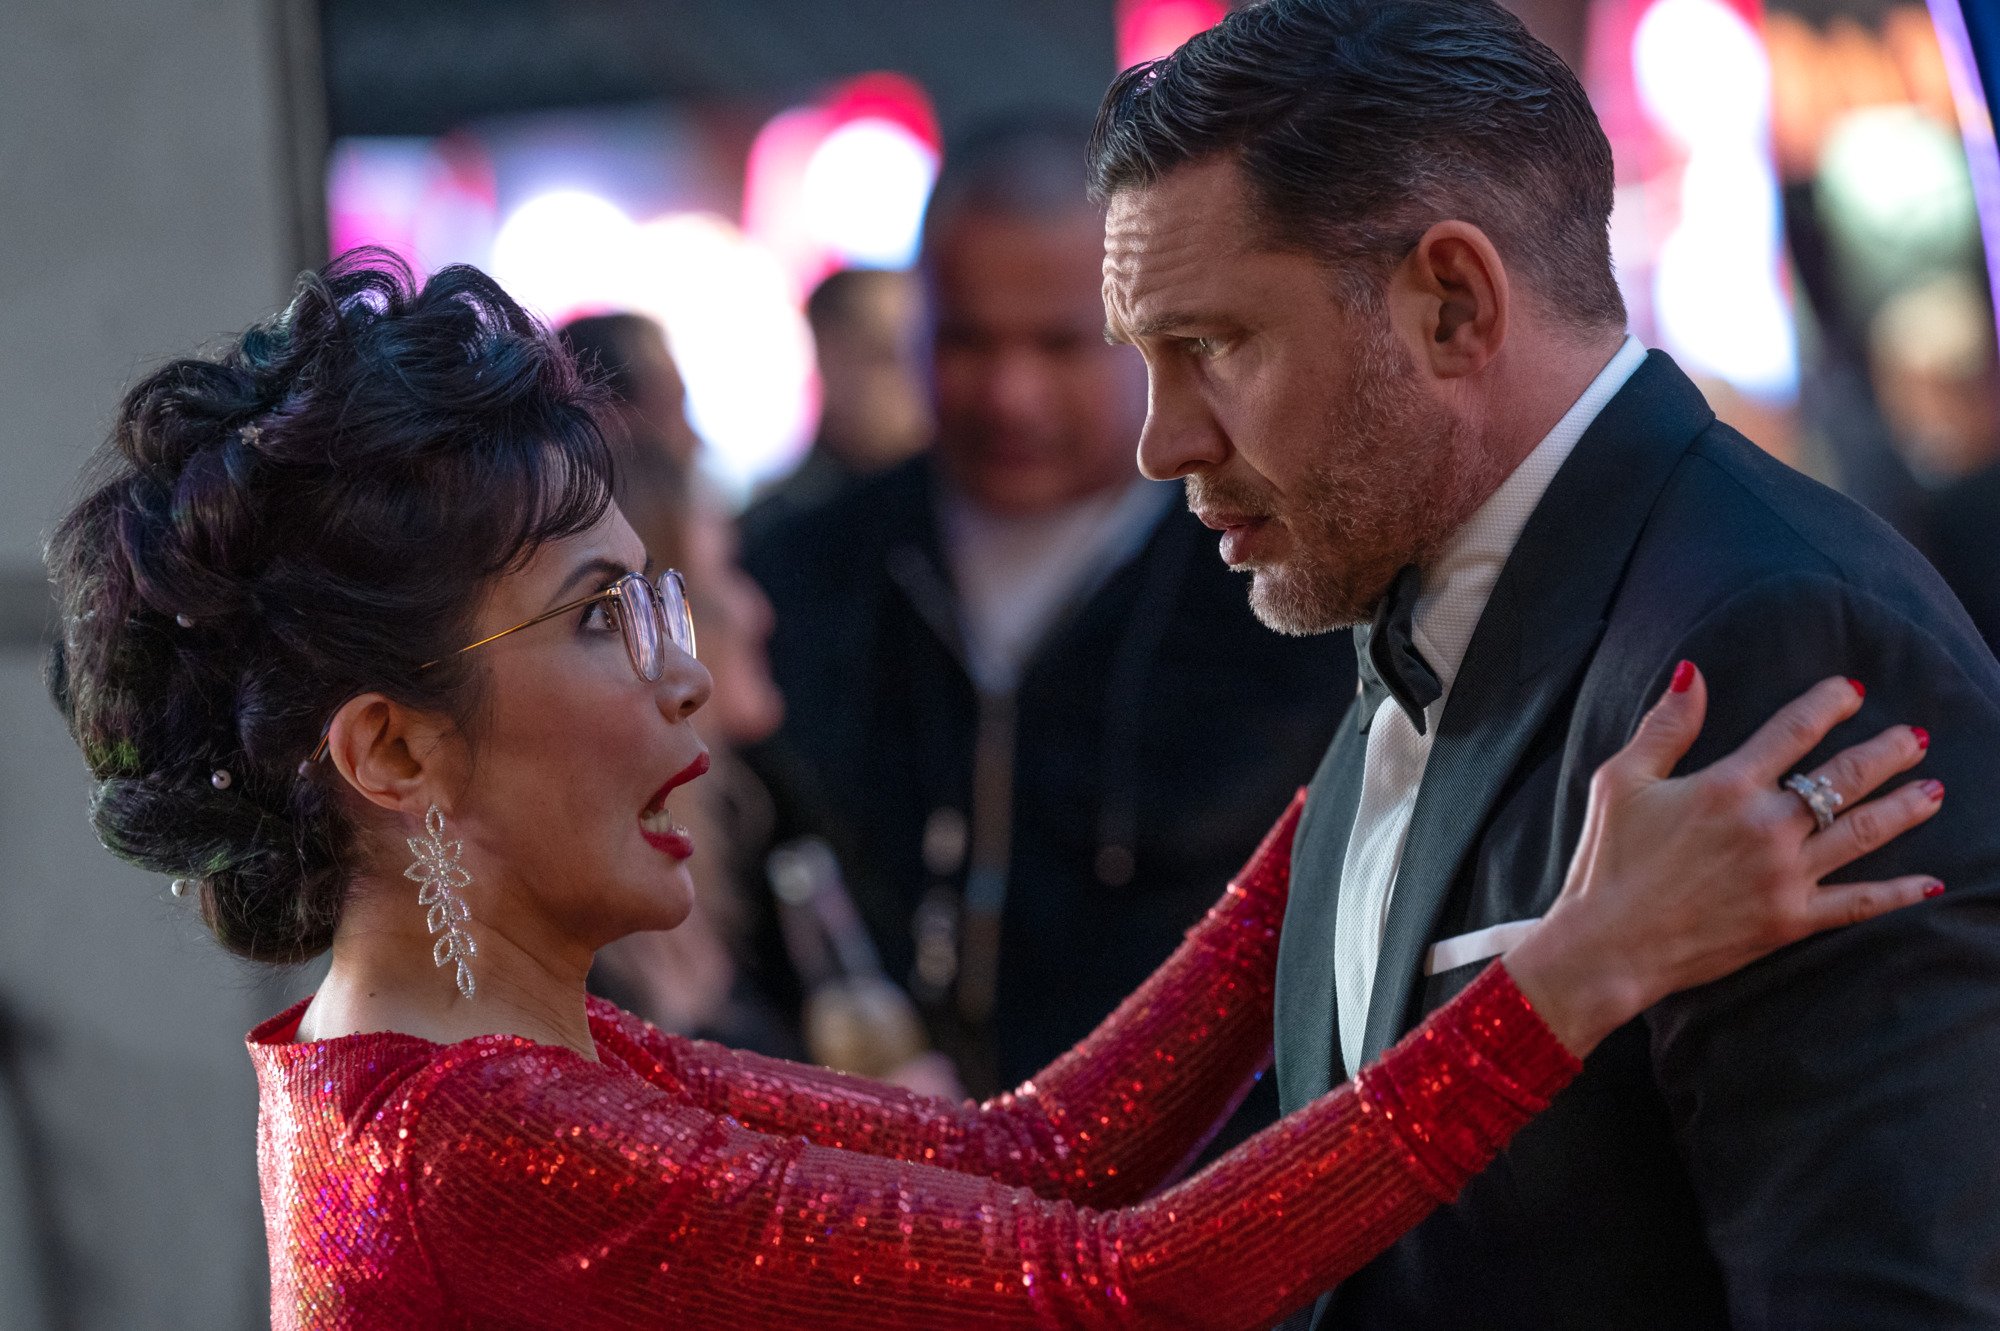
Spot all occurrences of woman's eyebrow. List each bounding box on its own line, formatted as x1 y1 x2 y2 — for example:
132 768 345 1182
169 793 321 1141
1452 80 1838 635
548 556 637 607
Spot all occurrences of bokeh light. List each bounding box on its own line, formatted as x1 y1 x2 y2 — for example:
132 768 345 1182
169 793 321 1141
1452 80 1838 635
489 189 638 323
799 118 939 269
629 214 818 499
1631 0 1799 401
1117 0 1228 69
744 73 941 294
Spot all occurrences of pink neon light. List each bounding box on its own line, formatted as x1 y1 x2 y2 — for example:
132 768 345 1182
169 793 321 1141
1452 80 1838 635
1117 0 1228 69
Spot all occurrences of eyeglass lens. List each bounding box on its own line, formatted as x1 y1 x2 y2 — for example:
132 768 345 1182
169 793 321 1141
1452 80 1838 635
616 570 696 683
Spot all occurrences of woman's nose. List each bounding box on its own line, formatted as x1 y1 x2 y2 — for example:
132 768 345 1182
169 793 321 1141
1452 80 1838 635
658 651 712 723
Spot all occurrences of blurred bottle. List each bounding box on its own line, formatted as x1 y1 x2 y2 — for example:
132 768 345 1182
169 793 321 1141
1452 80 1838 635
767 837 961 1098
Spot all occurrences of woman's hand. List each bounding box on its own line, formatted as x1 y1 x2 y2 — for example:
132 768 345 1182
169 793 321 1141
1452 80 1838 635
1505 664 1943 1058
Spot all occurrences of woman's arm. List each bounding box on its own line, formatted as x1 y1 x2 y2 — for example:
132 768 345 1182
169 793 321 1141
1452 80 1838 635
409 956 1569 1331
409 669 1942 1330
606 793 1302 1209
617 668 1943 1213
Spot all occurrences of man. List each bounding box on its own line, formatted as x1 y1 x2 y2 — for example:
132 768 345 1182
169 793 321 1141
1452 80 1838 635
742 267 932 543
1091 2 2000 1327
745 119 1352 1110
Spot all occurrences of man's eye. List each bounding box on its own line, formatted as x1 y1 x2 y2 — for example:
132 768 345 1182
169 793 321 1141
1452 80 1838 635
1189 337 1223 359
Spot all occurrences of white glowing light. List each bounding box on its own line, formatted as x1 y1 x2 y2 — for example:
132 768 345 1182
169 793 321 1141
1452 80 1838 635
1633 0 1771 149
1819 106 1978 258
1677 146 1782 248
489 190 639 323
627 214 817 497
799 117 940 269
1631 0 1797 402
1654 226 1799 397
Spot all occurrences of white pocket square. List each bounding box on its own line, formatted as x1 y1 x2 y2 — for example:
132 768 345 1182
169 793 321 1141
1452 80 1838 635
1425 919 1541 975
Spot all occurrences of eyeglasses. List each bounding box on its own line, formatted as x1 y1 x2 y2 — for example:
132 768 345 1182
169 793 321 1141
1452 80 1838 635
437 568 695 680
306 570 695 766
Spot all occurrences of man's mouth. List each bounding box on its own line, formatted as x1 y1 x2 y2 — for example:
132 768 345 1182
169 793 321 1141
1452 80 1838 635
639 752 709 859
1195 508 1274 567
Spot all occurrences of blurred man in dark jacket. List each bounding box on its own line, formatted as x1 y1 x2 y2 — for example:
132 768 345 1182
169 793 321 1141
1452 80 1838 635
744 119 1353 1125
743 267 933 544
1925 462 2000 659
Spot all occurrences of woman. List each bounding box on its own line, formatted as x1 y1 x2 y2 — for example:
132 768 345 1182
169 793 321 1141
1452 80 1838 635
47 254 1943 1330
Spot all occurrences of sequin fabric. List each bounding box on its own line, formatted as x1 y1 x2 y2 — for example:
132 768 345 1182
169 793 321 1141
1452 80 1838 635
249 791 1579 1329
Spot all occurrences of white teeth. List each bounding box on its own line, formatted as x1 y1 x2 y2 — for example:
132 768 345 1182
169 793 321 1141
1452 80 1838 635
639 807 683 836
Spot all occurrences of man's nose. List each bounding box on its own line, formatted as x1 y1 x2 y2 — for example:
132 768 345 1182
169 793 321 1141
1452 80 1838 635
1136 375 1229 481
977 348 1050 426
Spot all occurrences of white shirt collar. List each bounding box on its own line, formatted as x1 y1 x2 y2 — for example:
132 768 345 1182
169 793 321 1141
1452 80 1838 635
1411 335 1648 701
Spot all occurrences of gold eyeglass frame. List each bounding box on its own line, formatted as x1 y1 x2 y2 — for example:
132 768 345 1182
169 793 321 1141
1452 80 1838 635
306 569 695 766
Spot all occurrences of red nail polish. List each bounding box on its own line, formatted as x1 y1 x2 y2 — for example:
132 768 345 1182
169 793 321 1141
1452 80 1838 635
1848 678 1867 699
1925 881 1946 899
1922 779 1945 801
1670 660 1695 694
1912 726 1930 750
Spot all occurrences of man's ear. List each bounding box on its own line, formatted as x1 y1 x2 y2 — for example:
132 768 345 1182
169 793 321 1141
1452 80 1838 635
1389 220 1510 380
325 693 454 817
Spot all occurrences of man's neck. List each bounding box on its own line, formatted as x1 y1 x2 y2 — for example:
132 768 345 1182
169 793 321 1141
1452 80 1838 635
1475 327 1629 484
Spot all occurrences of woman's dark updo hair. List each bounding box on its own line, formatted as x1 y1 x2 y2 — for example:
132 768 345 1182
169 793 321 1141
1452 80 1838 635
47 248 614 964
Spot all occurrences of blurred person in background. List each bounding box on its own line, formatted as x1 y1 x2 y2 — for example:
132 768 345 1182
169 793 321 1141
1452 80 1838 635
742 267 932 542
1904 273 2000 658
1925 460 2000 659
1865 273 2000 659
560 313 802 1057
556 313 703 474
563 313 951 1089
743 117 1356 1119
1869 273 2000 489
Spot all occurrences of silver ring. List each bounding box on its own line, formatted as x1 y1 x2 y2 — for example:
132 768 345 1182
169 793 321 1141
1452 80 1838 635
1783 772 1844 832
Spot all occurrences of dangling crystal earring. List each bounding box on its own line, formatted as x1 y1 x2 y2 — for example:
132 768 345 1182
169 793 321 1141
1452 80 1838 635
405 804 478 999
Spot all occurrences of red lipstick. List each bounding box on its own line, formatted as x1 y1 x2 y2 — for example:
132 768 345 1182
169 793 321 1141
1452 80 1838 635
638 751 709 860
644 751 710 814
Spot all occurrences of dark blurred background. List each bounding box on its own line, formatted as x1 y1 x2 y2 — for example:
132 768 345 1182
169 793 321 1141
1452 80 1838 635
1 1 1996 1327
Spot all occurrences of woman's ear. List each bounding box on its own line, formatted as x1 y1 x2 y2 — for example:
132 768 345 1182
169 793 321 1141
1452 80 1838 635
325 693 454 816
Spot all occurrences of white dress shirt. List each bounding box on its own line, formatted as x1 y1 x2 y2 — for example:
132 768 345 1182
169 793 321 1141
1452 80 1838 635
1332 335 1648 1070
939 477 1173 693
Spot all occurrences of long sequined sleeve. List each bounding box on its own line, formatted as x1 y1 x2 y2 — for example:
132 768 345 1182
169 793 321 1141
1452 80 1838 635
629 791 1311 1208
401 965 1577 1328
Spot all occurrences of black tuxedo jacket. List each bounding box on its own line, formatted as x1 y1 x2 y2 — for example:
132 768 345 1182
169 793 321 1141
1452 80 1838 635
1277 353 2000 1330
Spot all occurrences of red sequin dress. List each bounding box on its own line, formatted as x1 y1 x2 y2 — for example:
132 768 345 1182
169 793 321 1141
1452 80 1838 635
249 793 1578 1329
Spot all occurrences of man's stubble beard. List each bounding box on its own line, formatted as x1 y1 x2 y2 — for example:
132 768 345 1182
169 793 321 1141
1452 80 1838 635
1227 323 1509 636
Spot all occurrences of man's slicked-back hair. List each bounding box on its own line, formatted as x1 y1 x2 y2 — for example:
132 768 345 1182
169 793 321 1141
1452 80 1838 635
1089 0 1625 329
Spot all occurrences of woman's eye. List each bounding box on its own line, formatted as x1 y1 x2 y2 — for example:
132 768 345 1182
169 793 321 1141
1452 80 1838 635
581 599 620 633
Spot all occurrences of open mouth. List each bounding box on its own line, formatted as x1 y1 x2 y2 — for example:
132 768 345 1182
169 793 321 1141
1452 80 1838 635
638 751 709 859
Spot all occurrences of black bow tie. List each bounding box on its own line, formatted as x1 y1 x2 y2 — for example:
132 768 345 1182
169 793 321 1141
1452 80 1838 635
1354 564 1442 735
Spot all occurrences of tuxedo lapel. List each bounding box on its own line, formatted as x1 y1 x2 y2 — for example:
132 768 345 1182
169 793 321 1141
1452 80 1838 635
1358 352 1716 1064
1276 704 1369 1108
